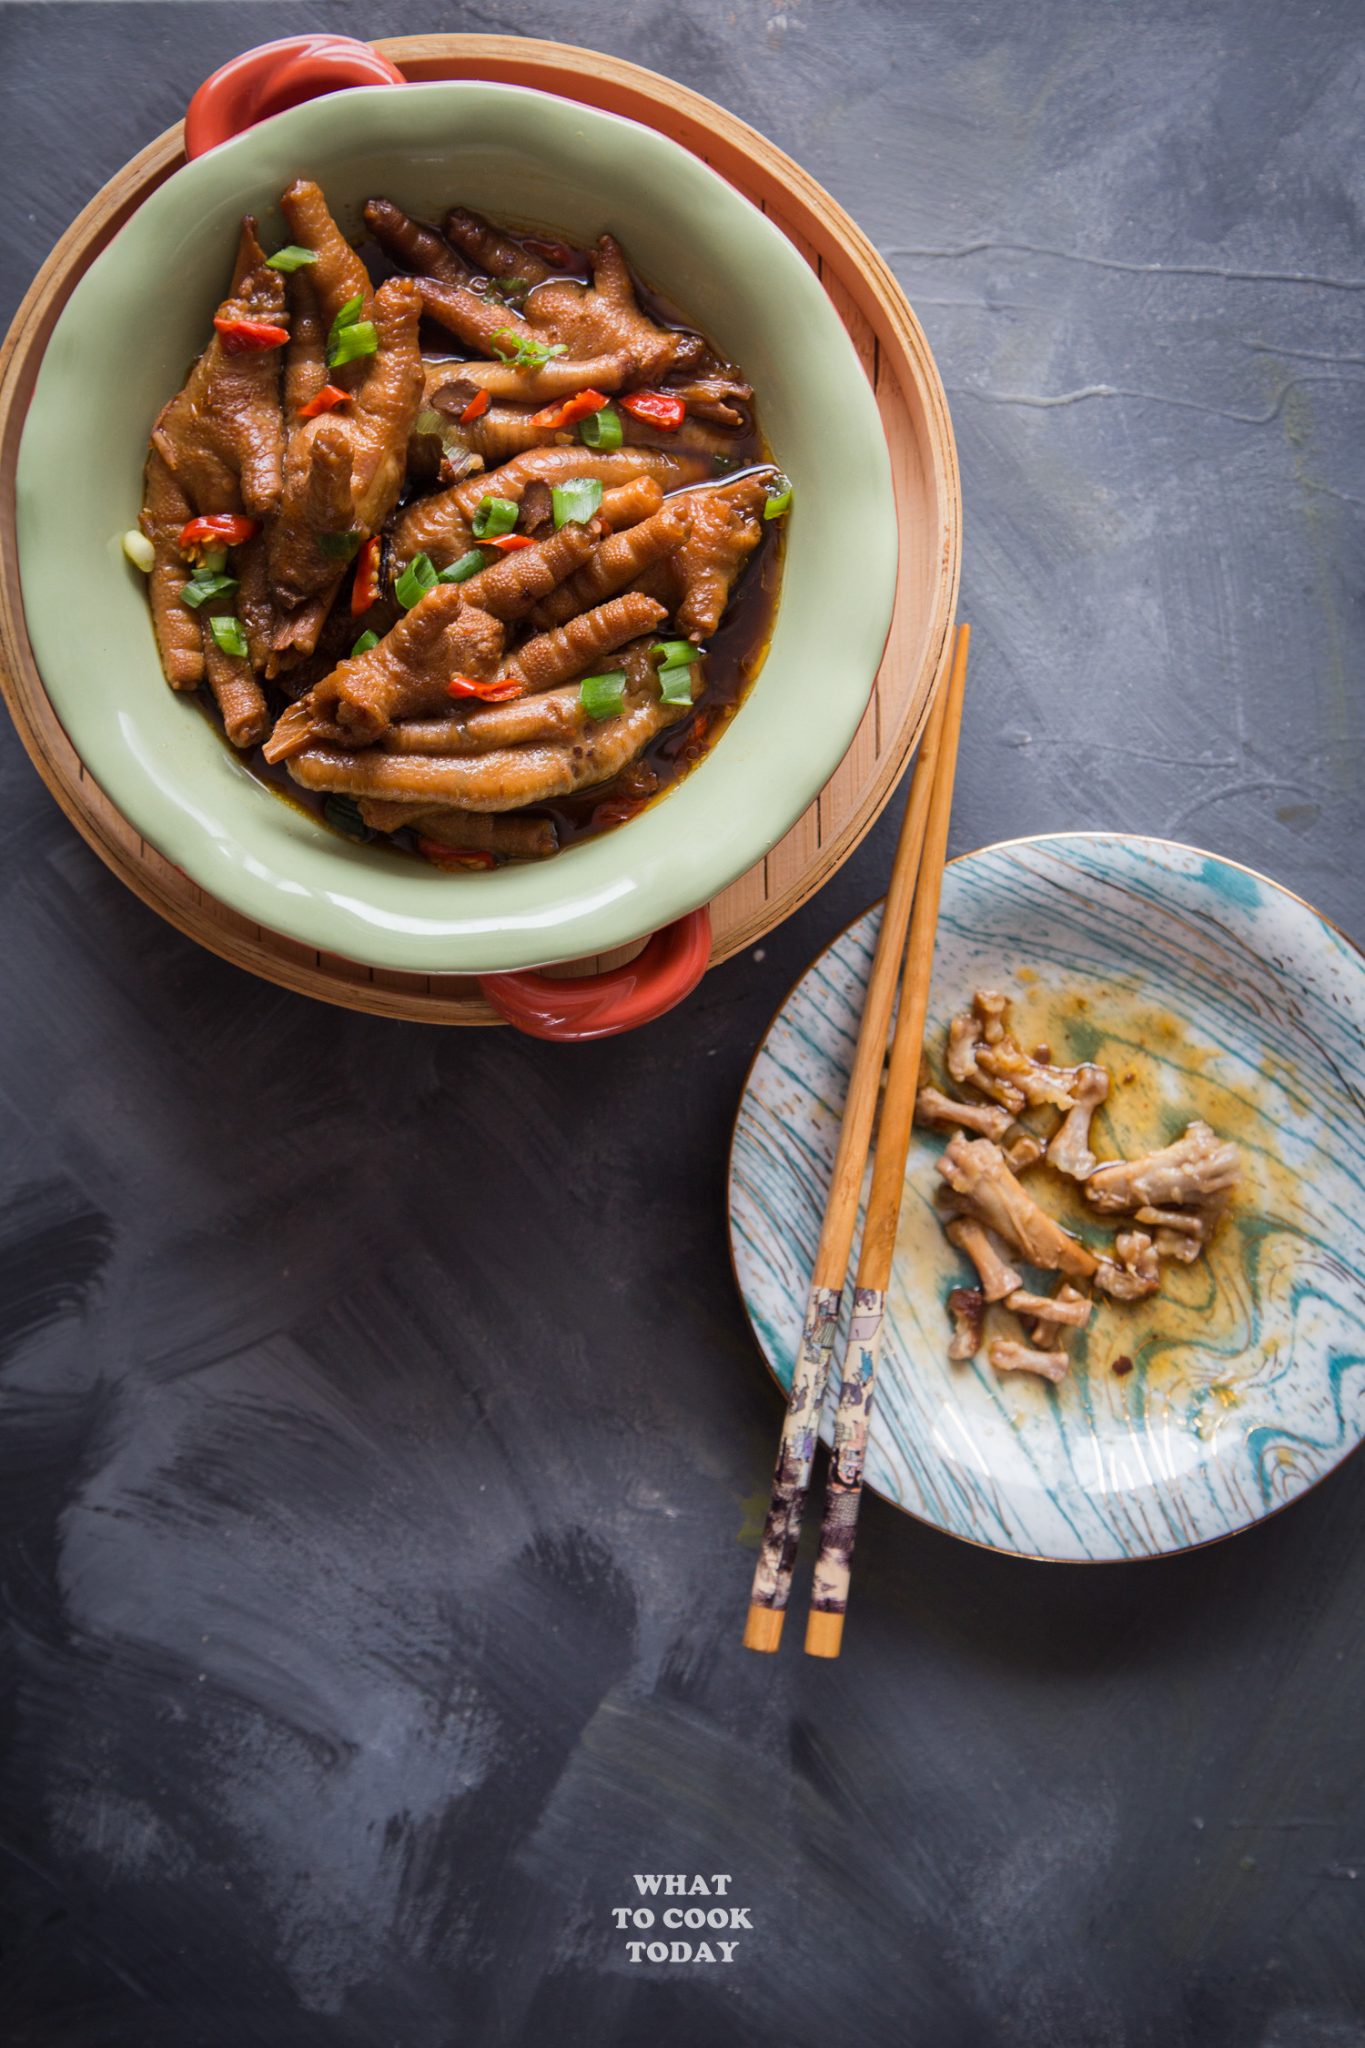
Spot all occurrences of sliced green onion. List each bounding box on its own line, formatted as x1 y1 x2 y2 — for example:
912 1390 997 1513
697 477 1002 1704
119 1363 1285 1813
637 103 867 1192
179 571 239 609
471 496 519 541
329 291 365 337
491 328 568 370
578 405 623 451
651 638 698 670
658 663 695 707
200 545 229 574
579 670 627 720
414 408 446 437
350 630 380 657
552 477 603 528
208 614 249 660
267 244 318 273
327 319 378 370
763 475 794 520
122 528 155 573
324 794 371 841
437 548 491 584
394 553 438 609
317 529 361 560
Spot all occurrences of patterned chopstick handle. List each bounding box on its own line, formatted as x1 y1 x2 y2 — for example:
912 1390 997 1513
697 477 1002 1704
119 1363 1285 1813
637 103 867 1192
809 1288 887 1616
748 1284 843 1612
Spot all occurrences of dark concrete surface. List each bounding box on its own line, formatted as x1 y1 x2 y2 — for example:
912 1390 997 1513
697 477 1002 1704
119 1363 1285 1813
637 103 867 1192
2 4 1363 2044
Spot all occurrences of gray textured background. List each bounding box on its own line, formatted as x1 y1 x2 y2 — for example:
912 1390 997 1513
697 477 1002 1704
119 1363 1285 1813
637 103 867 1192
2 4 1363 2045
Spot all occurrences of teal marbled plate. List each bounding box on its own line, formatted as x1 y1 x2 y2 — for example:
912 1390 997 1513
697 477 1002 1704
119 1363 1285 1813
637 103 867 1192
728 833 1365 1561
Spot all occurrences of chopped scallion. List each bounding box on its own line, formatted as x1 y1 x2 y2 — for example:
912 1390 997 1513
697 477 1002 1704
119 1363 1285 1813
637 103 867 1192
267 244 318 272
394 553 439 609
658 663 695 707
328 292 365 338
651 638 698 670
326 319 378 369
350 630 380 657
471 496 519 541
179 571 239 609
578 405 623 451
437 549 490 583
763 475 794 519
121 528 155 574
579 670 627 720
200 546 229 575
552 477 603 528
208 615 249 660
491 328 568 370
317 529 361 560
414 408 445 437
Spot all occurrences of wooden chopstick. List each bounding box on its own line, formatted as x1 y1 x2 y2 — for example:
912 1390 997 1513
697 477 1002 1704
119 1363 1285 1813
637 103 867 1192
803 622 970 1658
742 626 964 1654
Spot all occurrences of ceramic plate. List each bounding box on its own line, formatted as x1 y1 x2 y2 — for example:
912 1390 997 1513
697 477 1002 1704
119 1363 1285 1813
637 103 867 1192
729 833 1365 1562
14 82 897 974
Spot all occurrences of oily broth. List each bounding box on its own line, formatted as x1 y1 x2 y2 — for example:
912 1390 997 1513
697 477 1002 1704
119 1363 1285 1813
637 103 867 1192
216 215 785 863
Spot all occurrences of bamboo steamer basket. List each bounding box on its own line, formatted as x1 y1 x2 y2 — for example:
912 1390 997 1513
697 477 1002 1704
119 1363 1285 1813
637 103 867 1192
0 35 960 1026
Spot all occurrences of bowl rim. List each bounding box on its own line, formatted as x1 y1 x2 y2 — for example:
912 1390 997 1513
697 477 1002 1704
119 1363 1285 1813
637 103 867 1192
726 828 1365 1563
14 76 902 976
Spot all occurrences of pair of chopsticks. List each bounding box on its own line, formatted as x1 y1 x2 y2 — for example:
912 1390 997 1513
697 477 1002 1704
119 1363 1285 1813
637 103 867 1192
743 622 971 1659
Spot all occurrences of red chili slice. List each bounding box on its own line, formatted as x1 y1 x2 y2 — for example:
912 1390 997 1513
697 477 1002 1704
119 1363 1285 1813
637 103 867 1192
298 382 349 419
459 389 491 424
178 513 259 550
447 676 526 703
416 838 497 871
213 316 290 354
528 388 608 430
350 535 382 616
619 389 686 432
483 534 535 553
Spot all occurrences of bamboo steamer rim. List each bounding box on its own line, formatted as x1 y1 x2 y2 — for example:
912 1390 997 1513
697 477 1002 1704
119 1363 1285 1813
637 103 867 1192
0 33 961 1025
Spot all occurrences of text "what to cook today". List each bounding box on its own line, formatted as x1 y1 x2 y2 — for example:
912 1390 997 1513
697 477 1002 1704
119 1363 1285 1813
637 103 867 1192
613 1874 753 1964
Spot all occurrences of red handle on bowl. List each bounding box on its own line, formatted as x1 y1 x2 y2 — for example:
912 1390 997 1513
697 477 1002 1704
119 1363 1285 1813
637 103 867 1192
477 908 713 1043
185 35 406 158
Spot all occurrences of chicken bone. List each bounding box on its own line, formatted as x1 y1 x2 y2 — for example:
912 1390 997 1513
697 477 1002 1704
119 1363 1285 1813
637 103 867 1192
916 1085 1015 1143
989 1340 1070 1385
943 1212 1022 1303
1085 1120 1242 1215
1047 1063 1111 1180
938 1132 1098 1280
946 1286 986 1361
1094 1230 1161 1302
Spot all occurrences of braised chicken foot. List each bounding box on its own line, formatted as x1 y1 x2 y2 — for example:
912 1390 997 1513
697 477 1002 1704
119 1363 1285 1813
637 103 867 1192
150 249 286 519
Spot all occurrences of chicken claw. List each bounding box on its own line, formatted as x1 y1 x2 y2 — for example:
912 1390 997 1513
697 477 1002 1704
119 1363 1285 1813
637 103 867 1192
140 450 203 690
269 277 423 608
150 249 286 519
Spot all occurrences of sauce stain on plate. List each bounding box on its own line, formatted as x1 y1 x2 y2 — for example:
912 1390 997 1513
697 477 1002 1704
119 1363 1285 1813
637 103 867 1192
729 833 1365 1561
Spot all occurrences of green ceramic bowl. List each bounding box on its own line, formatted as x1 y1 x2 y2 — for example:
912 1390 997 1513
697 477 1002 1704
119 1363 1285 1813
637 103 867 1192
16 82 898 974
